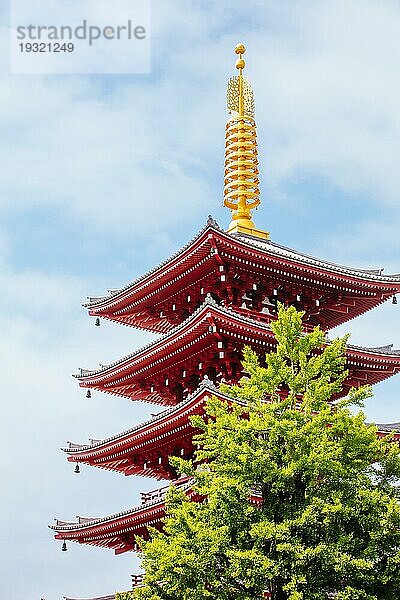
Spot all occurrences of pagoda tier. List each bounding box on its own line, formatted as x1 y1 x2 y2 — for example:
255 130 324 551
76 298 400 406
50 478 262 553
64 380 400 478
84 221 400 333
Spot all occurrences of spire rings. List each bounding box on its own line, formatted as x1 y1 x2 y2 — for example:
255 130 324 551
223 114 260 212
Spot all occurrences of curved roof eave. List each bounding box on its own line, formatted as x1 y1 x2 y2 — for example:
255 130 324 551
75 299 400 384
63 379 224 455
83 220 400 315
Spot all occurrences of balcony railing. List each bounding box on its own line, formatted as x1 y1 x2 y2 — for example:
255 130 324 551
140 478 262 507
140 477 191 505
131 574 144 588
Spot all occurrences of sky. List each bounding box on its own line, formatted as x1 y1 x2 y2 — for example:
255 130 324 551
1 0 400 598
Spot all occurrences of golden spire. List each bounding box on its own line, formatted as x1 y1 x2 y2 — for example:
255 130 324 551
224 44 269 239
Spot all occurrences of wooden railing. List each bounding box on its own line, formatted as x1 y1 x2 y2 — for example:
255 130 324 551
131 574 144 588
140 478 190 505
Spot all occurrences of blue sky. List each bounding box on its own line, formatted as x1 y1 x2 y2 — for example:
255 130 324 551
1 1 400 598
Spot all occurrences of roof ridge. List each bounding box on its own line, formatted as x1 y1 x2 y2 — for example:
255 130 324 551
234 232 400 280
76 300 400 380
50 481 193 531
63 378 227 453
348 342 400 355
74 302 272 379
84 219 220 308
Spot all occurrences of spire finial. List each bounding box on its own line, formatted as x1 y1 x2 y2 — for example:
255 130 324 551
234 43 246 116
224 44 269 240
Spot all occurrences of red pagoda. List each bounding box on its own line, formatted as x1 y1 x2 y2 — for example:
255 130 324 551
51 45 400 598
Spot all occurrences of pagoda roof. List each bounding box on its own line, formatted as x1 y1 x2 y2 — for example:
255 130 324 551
75 297 276 402
84 219 400 332
50 479 194 553
50 478 262 553
75 298 400 404
63 379 220 479
375 422 400 433
64 379 400 477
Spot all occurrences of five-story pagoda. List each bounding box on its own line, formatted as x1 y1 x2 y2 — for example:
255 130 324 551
51 45 400 598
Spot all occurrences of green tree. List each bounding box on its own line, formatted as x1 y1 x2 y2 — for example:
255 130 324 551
135 306 400 600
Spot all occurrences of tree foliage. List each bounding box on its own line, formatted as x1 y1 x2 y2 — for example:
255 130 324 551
134 306 400 599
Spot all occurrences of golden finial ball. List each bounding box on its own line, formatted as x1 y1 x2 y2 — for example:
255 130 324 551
235 43 246 55
235 58 245 70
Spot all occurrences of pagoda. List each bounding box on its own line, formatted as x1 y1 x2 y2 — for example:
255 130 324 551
51 45 400 598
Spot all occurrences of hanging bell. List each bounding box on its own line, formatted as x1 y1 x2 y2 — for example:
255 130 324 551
86 390 91 399
393 295 398 305
74 464 80 474
61 541 67 552
95 318 101 327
